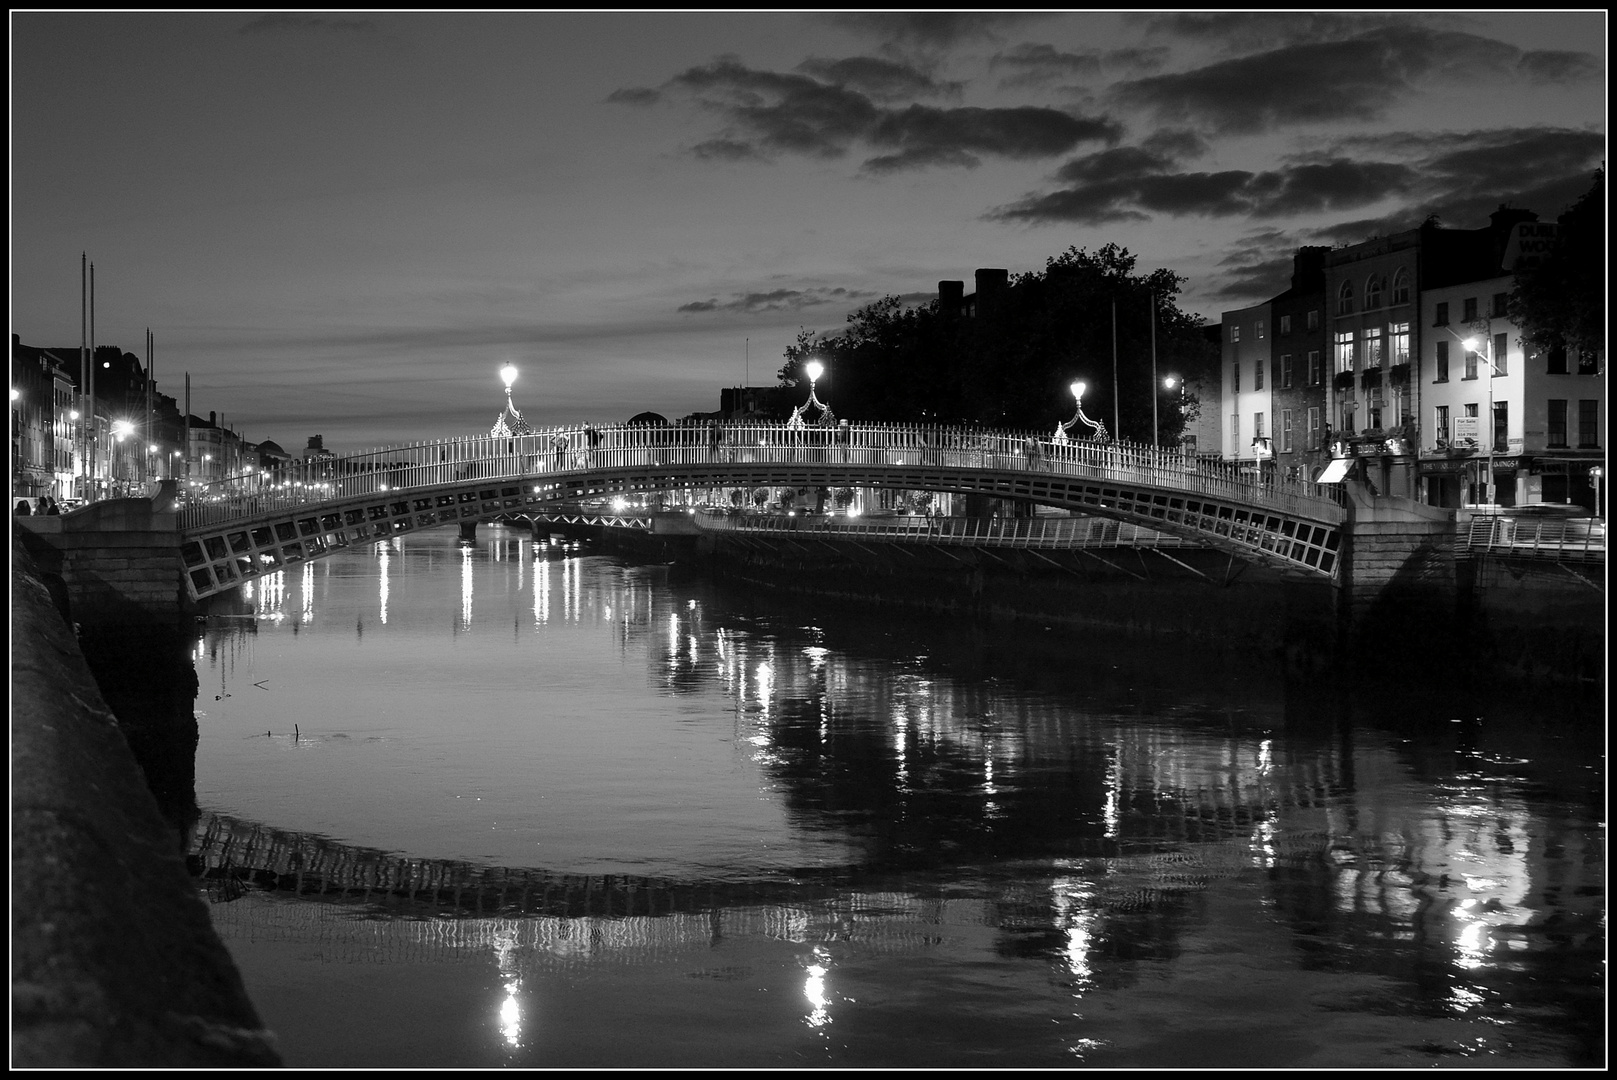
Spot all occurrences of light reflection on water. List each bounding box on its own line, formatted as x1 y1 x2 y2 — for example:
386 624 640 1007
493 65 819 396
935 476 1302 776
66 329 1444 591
192 526 1604 1069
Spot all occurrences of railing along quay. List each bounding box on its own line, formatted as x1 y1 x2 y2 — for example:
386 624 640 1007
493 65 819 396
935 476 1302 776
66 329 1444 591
1461 515 1606 560
695 510 1206 551
178 421 1345 532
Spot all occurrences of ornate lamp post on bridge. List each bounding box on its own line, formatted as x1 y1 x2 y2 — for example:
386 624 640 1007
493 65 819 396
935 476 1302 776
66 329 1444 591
1055 380 1109 444
492 362 535 437
787 359 836 428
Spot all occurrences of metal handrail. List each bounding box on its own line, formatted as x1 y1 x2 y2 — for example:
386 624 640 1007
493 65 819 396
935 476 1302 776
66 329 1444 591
178 421 1347 532
1461 516 1605 558
693 509 1204 550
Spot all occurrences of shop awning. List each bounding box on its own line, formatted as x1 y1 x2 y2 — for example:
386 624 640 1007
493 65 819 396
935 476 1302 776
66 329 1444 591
1316 459 1352 483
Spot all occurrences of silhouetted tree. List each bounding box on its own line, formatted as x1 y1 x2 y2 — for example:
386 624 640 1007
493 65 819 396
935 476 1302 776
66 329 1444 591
1509 168 1604 360
777 244 1216 442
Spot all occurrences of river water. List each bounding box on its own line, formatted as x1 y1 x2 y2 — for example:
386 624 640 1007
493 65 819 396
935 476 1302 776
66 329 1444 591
189 525 1604 1068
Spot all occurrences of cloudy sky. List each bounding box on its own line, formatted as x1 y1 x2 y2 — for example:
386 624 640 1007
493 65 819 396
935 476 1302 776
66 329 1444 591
10 11 1605 450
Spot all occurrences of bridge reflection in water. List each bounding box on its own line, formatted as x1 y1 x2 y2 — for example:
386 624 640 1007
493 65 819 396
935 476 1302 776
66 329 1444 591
190 535 1601 1066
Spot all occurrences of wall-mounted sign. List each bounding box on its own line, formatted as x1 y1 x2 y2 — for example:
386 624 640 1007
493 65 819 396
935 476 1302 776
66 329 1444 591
1504 221 1558 269
1451 415 1481 444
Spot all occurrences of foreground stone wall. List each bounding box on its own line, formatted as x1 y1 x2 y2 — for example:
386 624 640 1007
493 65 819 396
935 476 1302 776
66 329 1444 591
10 538 279 1067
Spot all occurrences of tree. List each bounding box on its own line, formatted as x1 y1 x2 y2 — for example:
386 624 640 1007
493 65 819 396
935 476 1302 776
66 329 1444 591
1509 168 1604 361
774 243 1217 442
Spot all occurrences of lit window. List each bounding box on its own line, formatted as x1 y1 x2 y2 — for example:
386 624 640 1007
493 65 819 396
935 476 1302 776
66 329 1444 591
1335 331 1356 374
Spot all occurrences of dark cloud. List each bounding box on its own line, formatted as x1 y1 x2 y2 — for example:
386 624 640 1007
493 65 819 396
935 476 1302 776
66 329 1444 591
636 57 1117 172
796 56 962 101
240 13 377 34
1134 12 1427 52
605 87 660 106
998 149 1416 225
1114 26 1601 134
1140 128 1210 161
1207 250 1298 302
1515 49 1604 83
678 286 874 315
990 42 1170 89
867 105 1122 169
821 12 1047 48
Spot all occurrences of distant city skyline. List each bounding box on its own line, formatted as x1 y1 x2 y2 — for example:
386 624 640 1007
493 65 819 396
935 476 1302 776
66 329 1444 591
11 11 1605 450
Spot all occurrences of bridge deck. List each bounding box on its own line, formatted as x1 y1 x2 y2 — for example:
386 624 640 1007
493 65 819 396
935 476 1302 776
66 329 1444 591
176 423 1349 599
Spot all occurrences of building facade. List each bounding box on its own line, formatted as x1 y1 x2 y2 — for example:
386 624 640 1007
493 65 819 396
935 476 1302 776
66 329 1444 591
1267 248 1329 482
1220 301 1272 464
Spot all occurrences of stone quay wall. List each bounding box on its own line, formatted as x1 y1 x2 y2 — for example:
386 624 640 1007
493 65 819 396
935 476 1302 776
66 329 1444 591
10 537 280 1067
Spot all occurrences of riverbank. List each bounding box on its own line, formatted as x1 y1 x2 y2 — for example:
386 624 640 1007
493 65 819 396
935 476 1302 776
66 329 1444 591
10 537 280 1067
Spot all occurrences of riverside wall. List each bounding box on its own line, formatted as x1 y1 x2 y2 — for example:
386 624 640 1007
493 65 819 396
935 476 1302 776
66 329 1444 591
10 536 280 1067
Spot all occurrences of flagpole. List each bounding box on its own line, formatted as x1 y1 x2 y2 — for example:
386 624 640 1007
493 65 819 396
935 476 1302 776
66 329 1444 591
1150 293 1159 445
1111 301 1119 438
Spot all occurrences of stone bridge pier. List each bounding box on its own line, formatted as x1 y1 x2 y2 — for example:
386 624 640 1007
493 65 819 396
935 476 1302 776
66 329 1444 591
1334 481 1469 660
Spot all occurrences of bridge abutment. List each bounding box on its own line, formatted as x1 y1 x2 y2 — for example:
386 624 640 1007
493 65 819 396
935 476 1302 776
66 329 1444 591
14 486 191 633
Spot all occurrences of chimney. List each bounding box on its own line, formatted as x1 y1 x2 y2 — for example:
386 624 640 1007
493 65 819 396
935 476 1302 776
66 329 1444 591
209 410 217 426
973 268 1008 317
938 280 965 316
1291 246 1328 290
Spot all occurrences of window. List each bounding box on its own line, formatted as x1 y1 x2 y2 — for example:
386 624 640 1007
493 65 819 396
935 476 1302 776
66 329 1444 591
1281 354 1293 388
1337 281 1354 314
1435 301 1449 326
1390 322 1410 366
1341 402 1356 434
1364 326 1383 368
1579 400 1599 447
1307 350 1321 385
1492 332 1508 376
1492 400 1507 452
1307 406 1321 450
1335 331 1356 374
1462 297 1478 323
1364 275 1383 309
1435 405 1450 446
1229 324 1241 343
1230 413 1239 450
1464 403 1479 418
1281 409 1293 452
1307 309 1319 330
1279 314 1291 335
1576 348 1599 376
1254 413 1265 438
1254 359 1264 391
1368 388 1383 430
1548 399 1568 447
1464 344 1478 380
1491 292 1508 317
1545 341 1568 374
1232 361 1240 393
1435 341 1449 382
1391 269 1410 304
1255 318 1265 340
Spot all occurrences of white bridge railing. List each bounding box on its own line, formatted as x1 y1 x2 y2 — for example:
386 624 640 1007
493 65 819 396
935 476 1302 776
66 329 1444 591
695 510 1205 550
1462 515 1606 559
179 421 1345 531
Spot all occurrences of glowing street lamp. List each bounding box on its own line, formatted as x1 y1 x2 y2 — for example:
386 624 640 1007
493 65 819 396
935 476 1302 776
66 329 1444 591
787 357 835 428
1056 380 1109 443
493 362 534 437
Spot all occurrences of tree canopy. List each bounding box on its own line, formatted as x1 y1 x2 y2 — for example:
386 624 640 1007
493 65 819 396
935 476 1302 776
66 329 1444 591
777 243 1217 443
1508 168 1604 360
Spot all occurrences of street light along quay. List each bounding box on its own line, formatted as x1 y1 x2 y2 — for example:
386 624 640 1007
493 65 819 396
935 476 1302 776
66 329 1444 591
1459 331 1502 507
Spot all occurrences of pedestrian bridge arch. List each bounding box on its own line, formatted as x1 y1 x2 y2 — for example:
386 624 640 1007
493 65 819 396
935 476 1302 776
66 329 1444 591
178 422 1346 601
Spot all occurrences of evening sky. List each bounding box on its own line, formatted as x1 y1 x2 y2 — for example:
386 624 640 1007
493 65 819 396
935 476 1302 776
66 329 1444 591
9 11 1606 450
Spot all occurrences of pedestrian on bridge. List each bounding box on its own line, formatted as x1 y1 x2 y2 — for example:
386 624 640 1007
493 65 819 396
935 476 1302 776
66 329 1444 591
708 420 723 462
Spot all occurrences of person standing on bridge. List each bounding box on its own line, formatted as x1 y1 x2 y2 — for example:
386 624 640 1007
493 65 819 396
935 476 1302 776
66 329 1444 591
708 420 723 462
552 433 569 470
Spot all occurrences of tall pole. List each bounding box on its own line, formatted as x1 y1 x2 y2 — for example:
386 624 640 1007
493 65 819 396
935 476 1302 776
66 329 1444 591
1111 301 1119 439
79 252 86 499
184 373 191 488
89 262 96 499
145 328 153 485
1150 293 1159 445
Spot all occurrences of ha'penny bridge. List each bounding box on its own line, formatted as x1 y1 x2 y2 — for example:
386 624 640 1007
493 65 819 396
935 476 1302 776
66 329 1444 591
173 421 1350 602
